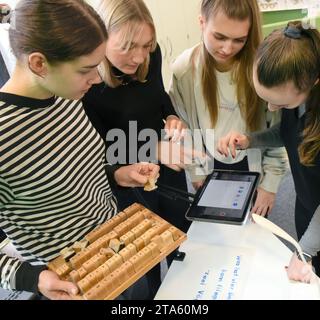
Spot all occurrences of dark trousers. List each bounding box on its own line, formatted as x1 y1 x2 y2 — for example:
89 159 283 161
113 165 191 299
294 198 320 275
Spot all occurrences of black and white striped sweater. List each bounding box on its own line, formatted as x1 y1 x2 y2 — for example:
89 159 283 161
0 92 117 292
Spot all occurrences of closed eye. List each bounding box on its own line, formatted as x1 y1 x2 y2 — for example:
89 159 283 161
234 38 246 43
78 70 91 75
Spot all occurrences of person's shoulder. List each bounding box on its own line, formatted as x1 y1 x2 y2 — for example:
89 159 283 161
171 44 200 80
151 44 162 60
148 44 162 73
87 82 105 95
83 82 105 104
54 96 85 112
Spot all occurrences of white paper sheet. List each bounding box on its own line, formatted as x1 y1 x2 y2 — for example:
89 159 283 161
159 242 255 300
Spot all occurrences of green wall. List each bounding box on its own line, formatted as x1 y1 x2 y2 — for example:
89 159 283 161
261 8 320 36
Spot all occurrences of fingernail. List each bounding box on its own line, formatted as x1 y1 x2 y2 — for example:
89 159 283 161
71 288 78 295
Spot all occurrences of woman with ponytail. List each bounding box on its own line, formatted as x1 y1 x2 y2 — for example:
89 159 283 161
218 21 320 283
170 0 287 217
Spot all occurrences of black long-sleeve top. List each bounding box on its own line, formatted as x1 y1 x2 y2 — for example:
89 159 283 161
250 106 320 215
280 108 320 215
83 45 176 166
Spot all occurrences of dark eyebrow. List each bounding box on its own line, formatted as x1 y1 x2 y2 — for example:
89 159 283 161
214 32 248 40
81 63 99 69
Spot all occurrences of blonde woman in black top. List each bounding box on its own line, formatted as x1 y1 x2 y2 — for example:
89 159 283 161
83 0 191 233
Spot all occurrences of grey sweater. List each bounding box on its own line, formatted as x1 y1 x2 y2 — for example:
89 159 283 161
249 123 283 148
299 206 320 256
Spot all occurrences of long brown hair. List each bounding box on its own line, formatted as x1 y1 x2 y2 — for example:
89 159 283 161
95 0 157 88
256 21 320 166
9 0 107 63
197 0 263 131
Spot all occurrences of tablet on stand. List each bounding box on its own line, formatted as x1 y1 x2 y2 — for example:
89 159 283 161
185 170 260 225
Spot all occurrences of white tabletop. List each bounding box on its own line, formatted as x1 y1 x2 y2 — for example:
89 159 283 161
155 219 320 300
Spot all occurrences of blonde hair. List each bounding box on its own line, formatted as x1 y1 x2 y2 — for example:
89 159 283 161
195 0 263 132
256 21 320 166
95 0 157 87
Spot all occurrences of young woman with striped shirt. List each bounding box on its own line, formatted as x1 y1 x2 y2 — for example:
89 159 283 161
0 0 159 299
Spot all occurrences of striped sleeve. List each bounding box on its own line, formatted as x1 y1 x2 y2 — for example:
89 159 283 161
0 96 117 291
0 176 46 292
0 252 46 292
0 174 20 290
0 253 21 290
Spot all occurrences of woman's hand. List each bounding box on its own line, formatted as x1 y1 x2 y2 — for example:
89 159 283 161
217 131 250 159
192 180 204 191
114 163 160 187
164 115 186 142
38 270 79 300
251 187 275 217
157 140 208 172
286 252 314 283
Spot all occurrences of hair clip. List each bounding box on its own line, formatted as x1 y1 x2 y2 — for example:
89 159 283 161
283 25 302 39
0 4 11 23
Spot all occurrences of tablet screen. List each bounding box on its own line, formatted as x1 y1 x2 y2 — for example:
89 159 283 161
186 170 260 225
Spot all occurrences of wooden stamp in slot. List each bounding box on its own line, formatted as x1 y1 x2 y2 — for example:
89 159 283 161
150 234 166 251
115 211 127 222
160 230 174 247
146 242 161 258
99 247 115 258
167 226 181 241
112 265 129 285
123 203 142 217
82 253 106 273
132 237 145 252
69 270 81 283
118 260 135 278
55 263 71 278
83 276 114 300
96 263 111 277
109 238 125 253
77 277 92 294
77 267 88 279
139 208 153 219
105 253 123 273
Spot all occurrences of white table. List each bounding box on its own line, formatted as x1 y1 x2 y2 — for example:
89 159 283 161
155 219 320 300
